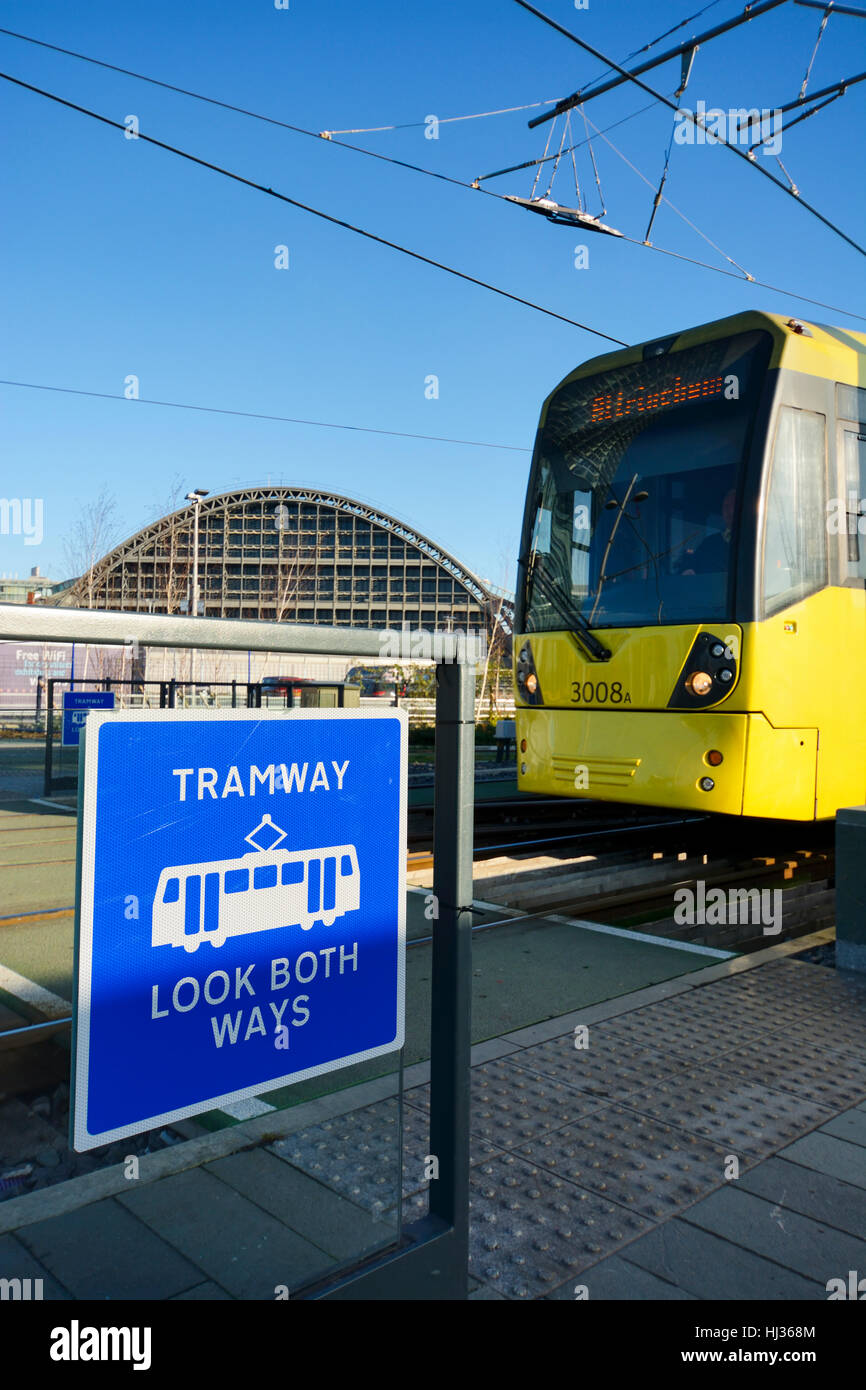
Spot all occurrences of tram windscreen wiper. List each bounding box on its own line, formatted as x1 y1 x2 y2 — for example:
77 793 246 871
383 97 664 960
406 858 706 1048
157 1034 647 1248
528 562 611 661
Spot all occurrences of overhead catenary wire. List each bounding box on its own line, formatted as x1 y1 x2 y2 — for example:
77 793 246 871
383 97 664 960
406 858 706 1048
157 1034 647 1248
582 109 754 277
0 30 861 325
0 23 524 210
513 0 866 259
0 379 532 452
320 98 565 135
329 1 734 135
0 71 628 346
574 111 866 322
290 4 733 138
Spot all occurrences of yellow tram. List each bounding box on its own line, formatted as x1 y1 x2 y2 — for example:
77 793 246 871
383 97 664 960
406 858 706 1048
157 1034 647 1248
514 311 866 819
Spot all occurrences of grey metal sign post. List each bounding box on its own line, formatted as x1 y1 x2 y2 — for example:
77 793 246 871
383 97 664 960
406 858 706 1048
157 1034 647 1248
0 602 474 1300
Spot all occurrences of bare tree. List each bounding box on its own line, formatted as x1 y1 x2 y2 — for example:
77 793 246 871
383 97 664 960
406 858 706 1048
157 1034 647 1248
63 488 120 609
148 473 188 525
153 518 192 616
147 482 194 615
267 552 314 624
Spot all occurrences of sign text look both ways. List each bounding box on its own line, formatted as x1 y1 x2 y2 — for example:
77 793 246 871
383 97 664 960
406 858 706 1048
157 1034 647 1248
72 708 406 1151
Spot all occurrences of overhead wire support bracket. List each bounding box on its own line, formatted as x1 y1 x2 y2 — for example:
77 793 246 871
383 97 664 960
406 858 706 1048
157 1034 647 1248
737 67 866 136
799 4 833 99
677 45 699 97
775 158 801 195
647 46 698 244
525 0 789 127
794 0 866 15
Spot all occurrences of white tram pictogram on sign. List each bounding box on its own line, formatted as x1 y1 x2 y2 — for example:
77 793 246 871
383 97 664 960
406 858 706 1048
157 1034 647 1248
152 842 361 952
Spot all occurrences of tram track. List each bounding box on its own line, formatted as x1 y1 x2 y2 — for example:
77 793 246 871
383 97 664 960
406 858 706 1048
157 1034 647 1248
0 804 836 1051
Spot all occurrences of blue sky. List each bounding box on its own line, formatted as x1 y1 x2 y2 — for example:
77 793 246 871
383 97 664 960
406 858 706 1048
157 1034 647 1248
1 0 864 592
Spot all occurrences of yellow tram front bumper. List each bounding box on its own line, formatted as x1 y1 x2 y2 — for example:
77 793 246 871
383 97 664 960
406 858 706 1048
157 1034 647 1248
516 708 818 819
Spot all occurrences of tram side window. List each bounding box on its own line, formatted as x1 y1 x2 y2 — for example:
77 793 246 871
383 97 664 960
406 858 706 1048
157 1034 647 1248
762 407 827 614
225 869 248 894
843 431 866 582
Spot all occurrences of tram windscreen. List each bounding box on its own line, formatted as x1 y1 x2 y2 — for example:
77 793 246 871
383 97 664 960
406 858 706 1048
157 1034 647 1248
522 330 771 630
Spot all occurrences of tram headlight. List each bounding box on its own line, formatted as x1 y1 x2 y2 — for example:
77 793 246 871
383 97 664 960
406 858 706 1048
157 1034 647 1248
515 640 544 706
685 670 714 697
668 631 738 709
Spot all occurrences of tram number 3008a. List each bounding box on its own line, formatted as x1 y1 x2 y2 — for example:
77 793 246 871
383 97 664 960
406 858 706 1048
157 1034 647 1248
571 681 631 705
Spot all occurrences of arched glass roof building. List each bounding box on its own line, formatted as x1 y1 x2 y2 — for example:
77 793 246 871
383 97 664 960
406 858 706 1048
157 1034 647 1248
57 486 512 639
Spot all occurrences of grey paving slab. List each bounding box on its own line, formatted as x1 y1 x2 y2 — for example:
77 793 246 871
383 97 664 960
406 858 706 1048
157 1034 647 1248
573 1000 771 1064
267 1095 421 1209
623 1065 837 1157
406 1058 607 1151
470 1038 522 1065
499 977 698 1048
792 1009 866 1055
515 1031 688 1100
118 1168 333 1299
0 1231 71 1300
820 1109 866 1148
622 1218 827 1300
779 1133 866 1189
707 961 852 1012
172 1281 233 1300
514 1104 729 1221
681 1185 866 1287
738 1155 866 1237
207 1148 388 1262
16 1197 203 1300
724 1040 866 1112
468 1149 648 1300
546 1253 697 1300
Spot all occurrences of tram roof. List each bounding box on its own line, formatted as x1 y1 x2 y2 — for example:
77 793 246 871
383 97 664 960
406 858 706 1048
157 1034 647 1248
546 310 866 404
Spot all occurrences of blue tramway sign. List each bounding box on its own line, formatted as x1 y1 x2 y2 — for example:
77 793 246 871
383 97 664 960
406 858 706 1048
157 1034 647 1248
61 689 115 746
71 708 407 1151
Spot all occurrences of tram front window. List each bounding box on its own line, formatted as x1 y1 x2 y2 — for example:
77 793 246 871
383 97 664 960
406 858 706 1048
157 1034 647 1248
523 330 771 630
